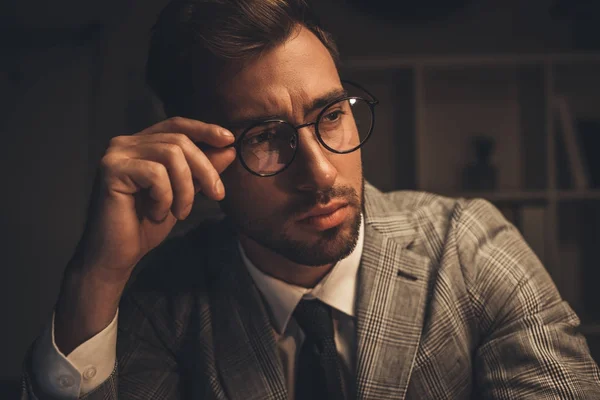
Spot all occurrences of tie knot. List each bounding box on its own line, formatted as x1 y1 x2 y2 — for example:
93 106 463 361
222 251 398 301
293 299 335 342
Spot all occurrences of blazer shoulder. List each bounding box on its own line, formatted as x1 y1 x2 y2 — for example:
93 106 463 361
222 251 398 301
380 190 458 214
376 188 508 234
367 186 512 263
371 188 461 236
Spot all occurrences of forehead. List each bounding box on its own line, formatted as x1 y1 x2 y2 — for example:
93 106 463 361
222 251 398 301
214 26 341 122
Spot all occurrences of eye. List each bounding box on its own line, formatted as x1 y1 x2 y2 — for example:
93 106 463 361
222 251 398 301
322 109 345 123
245 130 277 146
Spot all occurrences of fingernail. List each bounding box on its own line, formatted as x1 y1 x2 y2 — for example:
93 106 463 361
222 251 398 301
214 179 224 197
221 129 234 139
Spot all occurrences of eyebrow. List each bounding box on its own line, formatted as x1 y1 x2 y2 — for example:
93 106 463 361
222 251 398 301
307 87 348 113
227 87 348 131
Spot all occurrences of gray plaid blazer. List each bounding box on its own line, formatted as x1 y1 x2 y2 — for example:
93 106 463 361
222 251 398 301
22 183 600 399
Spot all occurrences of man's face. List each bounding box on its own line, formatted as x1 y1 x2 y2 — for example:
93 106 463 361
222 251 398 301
215 26 364 267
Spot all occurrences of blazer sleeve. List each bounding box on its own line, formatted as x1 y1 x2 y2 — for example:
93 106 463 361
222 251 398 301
454 198 600 399
20 235 191 400
21 298 184 400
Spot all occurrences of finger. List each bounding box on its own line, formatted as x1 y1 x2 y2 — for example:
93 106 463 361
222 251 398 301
137 116 235 148
126 133 237 175
121 134 235 198
130 143 199 218
203 147 237 174
126 141 224 207
191 147 236 196
108 157 174 223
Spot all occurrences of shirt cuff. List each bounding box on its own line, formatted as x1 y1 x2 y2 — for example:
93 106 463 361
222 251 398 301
31 309 119 398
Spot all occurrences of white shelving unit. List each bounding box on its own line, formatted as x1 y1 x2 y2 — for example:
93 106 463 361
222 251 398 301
341 53 600 333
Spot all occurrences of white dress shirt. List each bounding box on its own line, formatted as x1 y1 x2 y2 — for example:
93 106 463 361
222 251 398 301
31 215 364 399
240 214 364 398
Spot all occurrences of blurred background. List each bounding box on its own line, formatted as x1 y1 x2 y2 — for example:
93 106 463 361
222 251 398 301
1 0 599 396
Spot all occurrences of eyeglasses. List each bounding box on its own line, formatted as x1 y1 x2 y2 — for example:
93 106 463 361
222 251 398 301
226 81 379 177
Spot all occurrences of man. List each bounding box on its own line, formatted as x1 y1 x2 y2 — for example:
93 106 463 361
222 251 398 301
21 0 600 399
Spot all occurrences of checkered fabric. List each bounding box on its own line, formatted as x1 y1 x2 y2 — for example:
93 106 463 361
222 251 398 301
22 182 600 399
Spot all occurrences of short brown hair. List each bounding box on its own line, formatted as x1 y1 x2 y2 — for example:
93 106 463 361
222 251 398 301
145 0 339 118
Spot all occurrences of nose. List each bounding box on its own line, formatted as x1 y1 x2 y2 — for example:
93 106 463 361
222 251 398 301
292 126 337 192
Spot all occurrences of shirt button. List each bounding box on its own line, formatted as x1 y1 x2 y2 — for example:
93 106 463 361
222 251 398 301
83 366 97 380
58 374 75 388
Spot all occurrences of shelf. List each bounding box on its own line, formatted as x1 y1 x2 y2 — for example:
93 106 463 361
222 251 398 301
433 190 548 203
557 190 600 201
424 190 600 203
342 52 600 70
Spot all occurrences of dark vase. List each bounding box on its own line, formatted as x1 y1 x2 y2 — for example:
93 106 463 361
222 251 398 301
462 135 497 191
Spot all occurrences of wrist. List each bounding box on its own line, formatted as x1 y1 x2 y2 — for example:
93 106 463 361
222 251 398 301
54 268 127 355
66 245 135 285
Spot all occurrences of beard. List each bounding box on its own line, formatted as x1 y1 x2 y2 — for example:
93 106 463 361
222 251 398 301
223 179 364 267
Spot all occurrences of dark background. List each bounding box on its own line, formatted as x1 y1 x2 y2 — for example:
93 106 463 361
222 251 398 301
2 0 599 396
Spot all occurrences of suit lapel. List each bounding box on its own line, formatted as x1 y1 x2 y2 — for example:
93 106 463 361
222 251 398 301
355 186 433 400
206 231 287 400
198 184 433 400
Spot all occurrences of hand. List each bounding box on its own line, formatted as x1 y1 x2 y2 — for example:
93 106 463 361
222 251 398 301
54 117 236 354
73 116 236 282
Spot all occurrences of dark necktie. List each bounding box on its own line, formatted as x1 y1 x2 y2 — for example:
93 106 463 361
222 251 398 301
293 299 347 400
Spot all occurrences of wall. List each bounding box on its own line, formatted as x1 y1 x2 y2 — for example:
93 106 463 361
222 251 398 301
1 44 93 378
314 0 573 58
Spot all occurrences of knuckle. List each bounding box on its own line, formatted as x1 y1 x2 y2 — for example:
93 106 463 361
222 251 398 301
147 162 168 181
165 116 185 131
99 153 119 171
173 132 193 148
162 142 183 158
108 135 127 148
161 144 187 172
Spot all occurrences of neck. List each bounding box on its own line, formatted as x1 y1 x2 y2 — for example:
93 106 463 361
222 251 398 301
237 233 334 288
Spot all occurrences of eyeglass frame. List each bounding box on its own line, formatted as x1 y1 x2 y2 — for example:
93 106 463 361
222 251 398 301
222 80 379 177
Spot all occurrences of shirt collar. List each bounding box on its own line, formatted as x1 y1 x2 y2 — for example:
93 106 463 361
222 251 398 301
240 214 364 334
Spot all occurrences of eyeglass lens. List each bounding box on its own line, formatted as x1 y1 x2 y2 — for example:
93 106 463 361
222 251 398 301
318 97 372 152
239 97 373 176
240 121 298 176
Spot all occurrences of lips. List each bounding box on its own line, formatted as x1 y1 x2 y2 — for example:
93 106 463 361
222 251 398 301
297 202 350 231
298 202 348 220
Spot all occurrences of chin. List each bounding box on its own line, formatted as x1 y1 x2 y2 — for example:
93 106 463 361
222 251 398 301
272 208 361 266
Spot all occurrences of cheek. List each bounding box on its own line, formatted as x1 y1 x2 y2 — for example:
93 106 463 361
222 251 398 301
331 151 362 179
220 163 280 213
220 160 244 188
220 163 250 212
